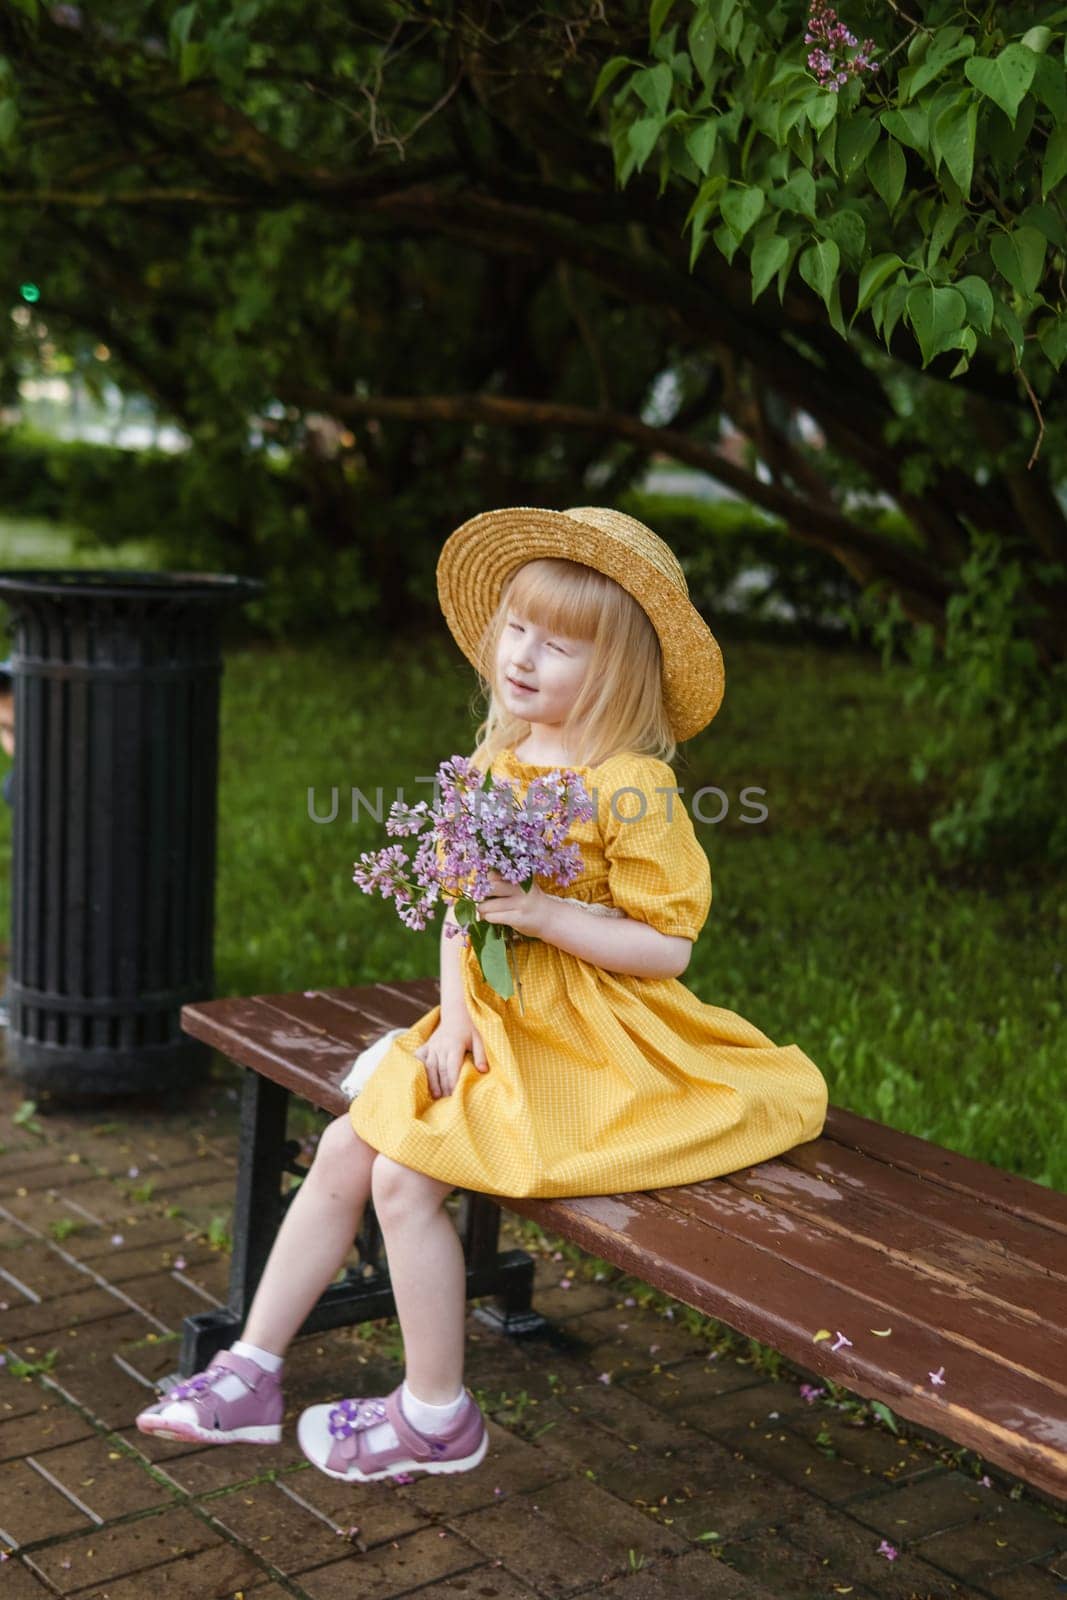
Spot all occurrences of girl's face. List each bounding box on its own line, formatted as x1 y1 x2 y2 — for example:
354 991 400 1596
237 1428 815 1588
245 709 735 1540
495 606 593 735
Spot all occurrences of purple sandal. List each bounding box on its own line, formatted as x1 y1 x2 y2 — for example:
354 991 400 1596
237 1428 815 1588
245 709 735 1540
297 1384 488 1482
135 1349 284 1445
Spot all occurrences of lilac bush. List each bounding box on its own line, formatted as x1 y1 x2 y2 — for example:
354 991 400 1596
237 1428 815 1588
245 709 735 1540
353 755 594 1007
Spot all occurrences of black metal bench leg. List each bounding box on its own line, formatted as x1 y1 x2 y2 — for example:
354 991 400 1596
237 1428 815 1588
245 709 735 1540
459 1191 549 1337
173 1073 549 1380
177 1068 290 1375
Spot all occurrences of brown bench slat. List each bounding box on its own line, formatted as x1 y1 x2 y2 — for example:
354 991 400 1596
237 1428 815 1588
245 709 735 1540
250 990 423 1049
182 988 436 1114
265 983 436 1034
826 1105 1067 1235
319 979 441 1019
783 1139 1067 1286
724 1161 1067 1328
505 1187 1067 1500
653 1175 1066 1386
182 997 355 1112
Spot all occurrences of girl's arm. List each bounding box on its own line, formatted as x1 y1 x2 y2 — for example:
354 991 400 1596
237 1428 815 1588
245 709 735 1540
438 902 470 1023
536 899 691 981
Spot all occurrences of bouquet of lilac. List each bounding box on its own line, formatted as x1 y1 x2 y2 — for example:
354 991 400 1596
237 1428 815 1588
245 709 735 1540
352 755 594 1012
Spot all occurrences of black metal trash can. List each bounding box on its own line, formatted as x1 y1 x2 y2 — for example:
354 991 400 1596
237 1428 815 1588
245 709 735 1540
0 570 263 1099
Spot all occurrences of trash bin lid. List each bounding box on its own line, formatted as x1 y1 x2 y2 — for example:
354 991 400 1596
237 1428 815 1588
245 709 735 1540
0 570 264 604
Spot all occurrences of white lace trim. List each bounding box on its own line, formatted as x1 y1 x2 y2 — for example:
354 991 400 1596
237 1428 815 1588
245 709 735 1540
538 890 625 919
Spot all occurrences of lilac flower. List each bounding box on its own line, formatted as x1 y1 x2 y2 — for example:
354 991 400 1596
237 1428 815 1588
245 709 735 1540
830 1330 852 1352
804 0 878 89
877 1539 899 1561
929 1365 946 1386
386 800 431 837
353 754 595 1004
800 1383 826 1403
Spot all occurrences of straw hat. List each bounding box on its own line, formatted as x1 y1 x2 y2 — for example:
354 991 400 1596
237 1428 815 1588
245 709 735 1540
437 506 724 741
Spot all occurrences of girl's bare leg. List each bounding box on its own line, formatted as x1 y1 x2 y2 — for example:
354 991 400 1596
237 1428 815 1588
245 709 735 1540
241 1114 378 1356
370 1155 465 1403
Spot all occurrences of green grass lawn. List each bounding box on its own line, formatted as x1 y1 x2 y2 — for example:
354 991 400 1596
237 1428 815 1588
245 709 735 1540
1 519 1063 1189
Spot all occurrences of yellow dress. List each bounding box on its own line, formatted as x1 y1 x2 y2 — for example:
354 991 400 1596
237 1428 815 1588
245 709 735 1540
348 747 828 1198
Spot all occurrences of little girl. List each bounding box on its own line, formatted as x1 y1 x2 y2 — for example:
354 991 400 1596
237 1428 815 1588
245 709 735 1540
136 504 829 1482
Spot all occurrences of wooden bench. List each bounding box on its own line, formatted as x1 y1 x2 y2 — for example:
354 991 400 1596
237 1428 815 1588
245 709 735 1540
178 980 1067 1505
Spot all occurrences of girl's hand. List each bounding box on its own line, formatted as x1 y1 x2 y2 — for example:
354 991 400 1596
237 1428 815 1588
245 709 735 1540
413 1016 489 1099
475 870 549 938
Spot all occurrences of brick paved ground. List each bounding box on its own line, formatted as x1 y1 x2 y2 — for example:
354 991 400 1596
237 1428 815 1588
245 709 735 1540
2 1048 1065 1600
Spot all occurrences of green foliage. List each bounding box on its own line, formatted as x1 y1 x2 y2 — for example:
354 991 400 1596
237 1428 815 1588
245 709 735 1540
0 12 681 629
0 442 870 637
869 1399 900 1434
206 1215 232 1251
617 487 870 632
0 427 399 639
861 529 1067 865
47 1216 80 1241
597 2 1067 383
6 1347 58 1378
0 1 1063 877
12 1098 41 1132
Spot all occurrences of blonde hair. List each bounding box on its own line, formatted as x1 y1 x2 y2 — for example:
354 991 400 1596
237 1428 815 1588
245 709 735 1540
466 557 677 773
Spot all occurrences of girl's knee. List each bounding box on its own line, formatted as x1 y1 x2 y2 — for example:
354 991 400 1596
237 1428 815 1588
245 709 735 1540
312 1114 377 1181
371 1153 452 1218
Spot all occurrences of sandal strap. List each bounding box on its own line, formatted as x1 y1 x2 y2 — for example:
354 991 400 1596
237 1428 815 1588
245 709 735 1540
325 1388 461 1475
210 1349 269 1391
157 1349 272 1423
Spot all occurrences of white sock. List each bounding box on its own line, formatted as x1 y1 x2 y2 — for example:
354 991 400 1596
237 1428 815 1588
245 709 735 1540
232 1340 284 1373
363 1381 466 1455
199 1339 284 1402
401 1381 466 1433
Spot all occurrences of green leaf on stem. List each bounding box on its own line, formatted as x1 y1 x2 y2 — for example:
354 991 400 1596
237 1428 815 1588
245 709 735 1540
479 925 514 1000
798 237 839 310
991 225 1047 297
964 44 1037 125
751 233 790 302
905 283 966 366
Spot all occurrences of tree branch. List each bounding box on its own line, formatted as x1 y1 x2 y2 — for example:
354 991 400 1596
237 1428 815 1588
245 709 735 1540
276 381 953 620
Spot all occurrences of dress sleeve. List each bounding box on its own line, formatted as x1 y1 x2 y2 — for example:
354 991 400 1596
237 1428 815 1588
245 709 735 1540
598 756 711 941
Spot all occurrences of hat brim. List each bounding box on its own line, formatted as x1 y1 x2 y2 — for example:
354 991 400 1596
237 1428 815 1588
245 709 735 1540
436 507 724 741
